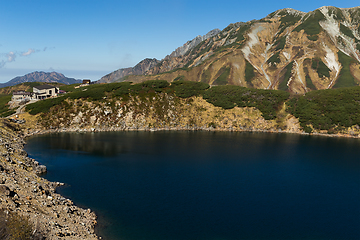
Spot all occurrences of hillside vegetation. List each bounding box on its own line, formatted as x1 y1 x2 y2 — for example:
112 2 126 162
21 81 360 136
287 86 360 133
26 81 288 121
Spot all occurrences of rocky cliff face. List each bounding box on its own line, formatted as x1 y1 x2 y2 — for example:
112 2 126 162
0 71 81 88
34 93 299 134
103 6 360 94
166 29 221 59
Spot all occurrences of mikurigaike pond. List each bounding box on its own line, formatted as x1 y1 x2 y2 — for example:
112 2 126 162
25 131 360 240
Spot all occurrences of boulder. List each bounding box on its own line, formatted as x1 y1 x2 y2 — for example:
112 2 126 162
0 185 11 196
35 165 47 175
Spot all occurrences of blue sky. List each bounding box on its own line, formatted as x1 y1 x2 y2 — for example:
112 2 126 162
0 0 358 83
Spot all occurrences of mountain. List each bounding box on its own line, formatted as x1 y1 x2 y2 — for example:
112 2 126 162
101 6 360 94
97 29 221 83
0 71 81 88
97 58 160 83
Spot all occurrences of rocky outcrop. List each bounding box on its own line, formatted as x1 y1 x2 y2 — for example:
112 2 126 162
166 29 221 59
0 119 98 239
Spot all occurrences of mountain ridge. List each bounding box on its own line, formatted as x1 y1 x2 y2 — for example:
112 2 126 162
97 58 160 84
97 29 221 83
0 71 81 88
99 6 360 94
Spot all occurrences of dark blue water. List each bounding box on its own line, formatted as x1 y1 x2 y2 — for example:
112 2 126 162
25 131 360 240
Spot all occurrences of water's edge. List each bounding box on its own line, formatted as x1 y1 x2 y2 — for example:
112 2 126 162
23 129 360 240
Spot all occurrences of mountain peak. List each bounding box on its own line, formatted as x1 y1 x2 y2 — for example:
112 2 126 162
268 8 305 18
0 71 81 88
167 28 221 59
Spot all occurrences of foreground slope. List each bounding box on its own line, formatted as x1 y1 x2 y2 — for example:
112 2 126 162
0 119 98 239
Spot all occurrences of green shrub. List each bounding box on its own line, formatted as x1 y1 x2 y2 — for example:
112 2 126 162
236 23 251 43
26 96 67 115
279 13 302 28
349 8 360 21
287 86 360 131
140 80 169 90
174 75 186 81
274 36 286 51
245 60 255 86
305 71 316 90
203 85 290 120
113 82 132 97
333 51 357 88
0 95 15 117
311 58 330 78
213 66 230 85
59 83 81 92
267 52 281 65
171 81 209 98
340 23 355 39
128 80 170 95
303 125 313 133
329 7 345 21
294 10 325 41
278 61 294 91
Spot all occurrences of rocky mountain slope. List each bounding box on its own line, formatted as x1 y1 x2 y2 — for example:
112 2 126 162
97 29 221 84
97 58 160 83
0 71 81 88
102 6 360 94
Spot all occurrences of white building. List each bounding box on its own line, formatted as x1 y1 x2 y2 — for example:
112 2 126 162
12 84 60 102
11 91 33 101
33 84 59 100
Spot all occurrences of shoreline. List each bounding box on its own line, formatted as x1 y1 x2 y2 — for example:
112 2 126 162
0 119 100 239
25 124 360 140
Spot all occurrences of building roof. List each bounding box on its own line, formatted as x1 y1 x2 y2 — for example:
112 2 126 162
13 91 31 95
33 84 56 90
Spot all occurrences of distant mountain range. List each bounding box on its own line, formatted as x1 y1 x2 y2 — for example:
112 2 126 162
0 71 81 88
99 6 360 94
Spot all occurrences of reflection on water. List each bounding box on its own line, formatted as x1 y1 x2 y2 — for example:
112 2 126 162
25 131 360 240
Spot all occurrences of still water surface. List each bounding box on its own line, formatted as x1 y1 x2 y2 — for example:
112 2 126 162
25 131 360 240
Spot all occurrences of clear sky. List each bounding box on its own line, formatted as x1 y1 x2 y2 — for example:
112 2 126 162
0 0 358 83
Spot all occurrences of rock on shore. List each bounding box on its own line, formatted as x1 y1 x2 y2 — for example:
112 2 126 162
0 119 99 239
